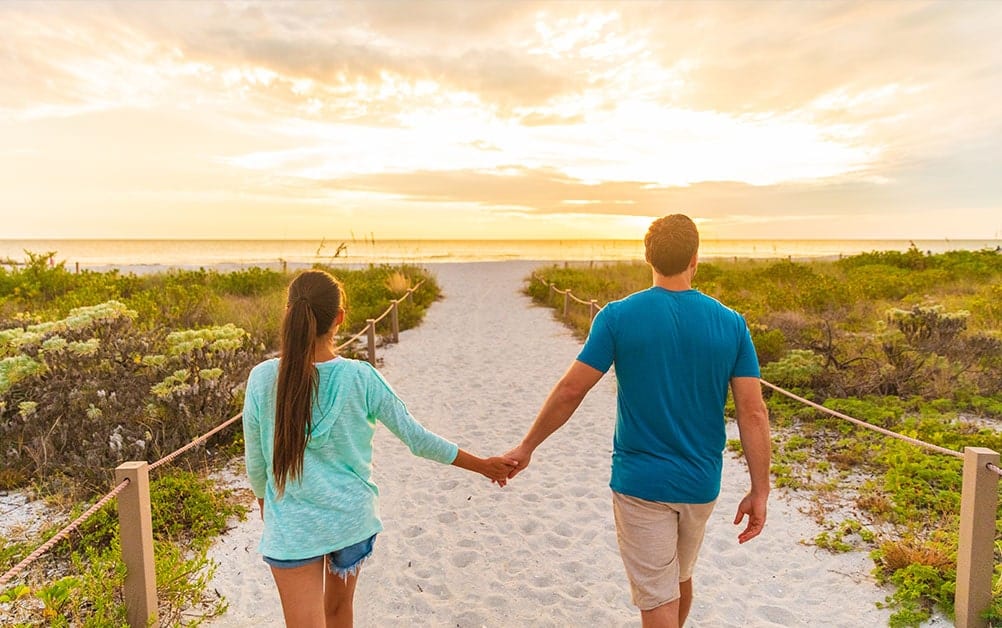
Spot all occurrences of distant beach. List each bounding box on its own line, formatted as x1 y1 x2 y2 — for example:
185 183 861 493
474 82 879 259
1 238 1000 271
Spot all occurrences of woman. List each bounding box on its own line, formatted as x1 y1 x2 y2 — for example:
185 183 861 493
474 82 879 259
243 270 514 627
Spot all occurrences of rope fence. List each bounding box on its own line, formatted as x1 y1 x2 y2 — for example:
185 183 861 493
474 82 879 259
149 413 243 472
0 479 131 590
335 280 425 360
758 380 964 459
531 273 1001 628
0 281 430 627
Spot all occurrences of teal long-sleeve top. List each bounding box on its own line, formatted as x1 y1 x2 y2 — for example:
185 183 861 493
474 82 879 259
242 357 459 560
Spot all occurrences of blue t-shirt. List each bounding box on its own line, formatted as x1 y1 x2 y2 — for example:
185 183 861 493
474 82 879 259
577 287 760 504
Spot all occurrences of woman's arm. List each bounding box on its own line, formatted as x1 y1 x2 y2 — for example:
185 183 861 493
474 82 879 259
242 382 268 499
451 449 517 483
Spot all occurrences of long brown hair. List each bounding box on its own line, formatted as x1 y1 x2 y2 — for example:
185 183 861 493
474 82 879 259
274 270 343 496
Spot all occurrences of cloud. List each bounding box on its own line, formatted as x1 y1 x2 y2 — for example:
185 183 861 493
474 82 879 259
321 144 1002 225
1 1 1000 239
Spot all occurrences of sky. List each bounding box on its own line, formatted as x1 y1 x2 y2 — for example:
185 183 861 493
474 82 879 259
2 1 1001 241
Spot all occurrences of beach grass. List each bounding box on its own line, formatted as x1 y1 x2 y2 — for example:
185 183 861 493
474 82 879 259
527 247 1002 626
0 252 441 626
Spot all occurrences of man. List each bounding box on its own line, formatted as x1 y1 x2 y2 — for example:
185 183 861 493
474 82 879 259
505 214 771 628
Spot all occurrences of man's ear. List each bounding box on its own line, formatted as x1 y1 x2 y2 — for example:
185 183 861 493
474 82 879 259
335 309 346 326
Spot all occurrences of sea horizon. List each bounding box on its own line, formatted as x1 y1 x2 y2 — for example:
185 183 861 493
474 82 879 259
1 237 1000 270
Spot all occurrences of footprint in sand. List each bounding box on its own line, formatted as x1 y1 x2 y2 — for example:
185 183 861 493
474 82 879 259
438 479 459 490
519 519 540 534
449 550 479 568
755 604 799 625
401 524 425 539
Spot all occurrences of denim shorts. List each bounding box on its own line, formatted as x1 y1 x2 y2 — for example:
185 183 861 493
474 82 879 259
263 534 377 580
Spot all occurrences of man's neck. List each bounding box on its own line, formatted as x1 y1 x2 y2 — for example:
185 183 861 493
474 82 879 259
652 268 693 292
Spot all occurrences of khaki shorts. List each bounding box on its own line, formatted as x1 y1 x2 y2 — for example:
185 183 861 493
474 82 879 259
612 491 716 611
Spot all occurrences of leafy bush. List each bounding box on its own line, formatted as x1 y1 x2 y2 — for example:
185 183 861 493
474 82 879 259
761 349 824 388
0 302 255 495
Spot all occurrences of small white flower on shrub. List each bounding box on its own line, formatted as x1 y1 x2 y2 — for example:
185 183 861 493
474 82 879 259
108 426 124 453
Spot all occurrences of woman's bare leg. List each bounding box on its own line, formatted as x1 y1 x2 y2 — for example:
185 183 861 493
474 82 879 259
323 560 360 628
270 561 325 627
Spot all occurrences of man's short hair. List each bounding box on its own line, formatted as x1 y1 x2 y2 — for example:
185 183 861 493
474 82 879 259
645 214 700 276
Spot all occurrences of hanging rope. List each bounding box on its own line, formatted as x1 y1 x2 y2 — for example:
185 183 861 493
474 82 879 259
758 380 963 459
0 479 131 589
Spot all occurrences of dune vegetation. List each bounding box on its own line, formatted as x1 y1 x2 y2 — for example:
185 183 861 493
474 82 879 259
0 251 440 626
527 246 1002 627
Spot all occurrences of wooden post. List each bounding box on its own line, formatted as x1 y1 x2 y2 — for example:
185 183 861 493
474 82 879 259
391 300 400 343
562 291 569 318
589 299 599 322
281 259 287 273
956 447 999 628
75 261 80 274
366 319 376 366
115 462 158 628
548 283 555 302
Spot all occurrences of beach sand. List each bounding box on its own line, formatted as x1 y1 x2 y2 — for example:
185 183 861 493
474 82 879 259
204 261 926 627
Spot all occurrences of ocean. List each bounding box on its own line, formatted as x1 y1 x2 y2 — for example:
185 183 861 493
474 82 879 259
1 238 1000 270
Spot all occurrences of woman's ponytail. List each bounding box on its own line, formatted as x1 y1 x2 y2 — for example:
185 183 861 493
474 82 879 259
273 271 343 497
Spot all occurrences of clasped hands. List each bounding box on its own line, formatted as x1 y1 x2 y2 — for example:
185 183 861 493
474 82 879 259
481 443 532 488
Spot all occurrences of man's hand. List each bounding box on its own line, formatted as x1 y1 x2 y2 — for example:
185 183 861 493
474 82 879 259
480 456 519 486
733 491 767 543
502 443 533 479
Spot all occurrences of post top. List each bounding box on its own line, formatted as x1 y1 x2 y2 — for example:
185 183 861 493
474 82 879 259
115 461 149 471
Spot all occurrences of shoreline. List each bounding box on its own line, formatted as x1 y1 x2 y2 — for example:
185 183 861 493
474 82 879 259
9 255 846 277
3 237 998 275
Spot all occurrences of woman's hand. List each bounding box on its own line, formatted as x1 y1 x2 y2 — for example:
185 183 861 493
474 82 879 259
451 449 518 487
480 456 519 485
257 497 264 520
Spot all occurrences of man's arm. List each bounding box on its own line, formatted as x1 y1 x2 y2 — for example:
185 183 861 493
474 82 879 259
731 376 771 543
505 360 604 478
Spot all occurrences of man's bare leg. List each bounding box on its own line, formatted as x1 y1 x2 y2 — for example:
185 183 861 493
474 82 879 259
640 598 680 628
679 578 693 625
